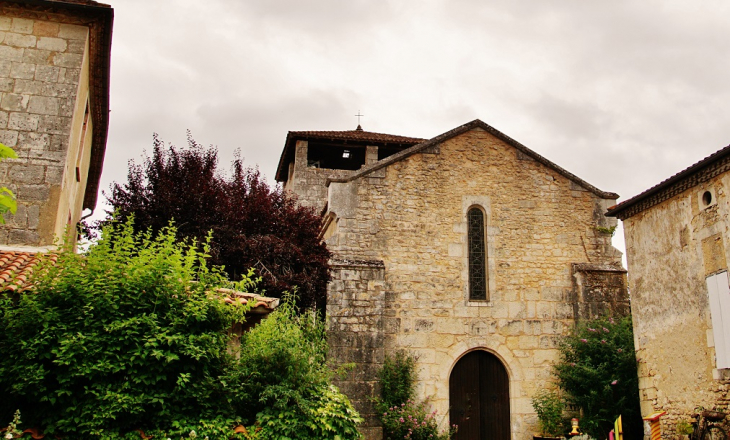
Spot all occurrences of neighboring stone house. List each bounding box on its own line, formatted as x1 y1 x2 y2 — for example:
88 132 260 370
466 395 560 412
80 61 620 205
276 119 629 440
0 0 112 250
607 146 730 437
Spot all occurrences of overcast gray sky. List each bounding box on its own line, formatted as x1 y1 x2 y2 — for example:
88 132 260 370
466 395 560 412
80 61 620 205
100 0 730 253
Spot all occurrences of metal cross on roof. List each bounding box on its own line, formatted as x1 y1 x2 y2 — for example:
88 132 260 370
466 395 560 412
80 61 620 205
355 110 364 125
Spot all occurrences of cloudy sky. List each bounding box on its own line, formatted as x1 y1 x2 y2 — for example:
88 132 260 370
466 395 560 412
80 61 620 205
100 0 730 252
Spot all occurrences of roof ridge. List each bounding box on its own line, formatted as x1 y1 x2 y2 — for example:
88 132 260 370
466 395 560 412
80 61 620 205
607 144 730 219
287 128 425 140
327 119 619 200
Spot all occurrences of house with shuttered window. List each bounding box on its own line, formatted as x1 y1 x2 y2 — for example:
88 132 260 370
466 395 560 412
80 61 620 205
607 145 730 436
277 119 630 440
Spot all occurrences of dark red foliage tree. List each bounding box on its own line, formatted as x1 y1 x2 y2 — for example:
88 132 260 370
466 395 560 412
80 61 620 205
97 133 330 310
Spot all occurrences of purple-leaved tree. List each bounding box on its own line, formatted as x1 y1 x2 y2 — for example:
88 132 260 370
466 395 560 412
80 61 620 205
94 133 330 310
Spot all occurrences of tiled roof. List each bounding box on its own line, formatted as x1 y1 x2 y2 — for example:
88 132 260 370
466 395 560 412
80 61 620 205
606 144 730 220
43 0 110 6
0 250 279 315
288 126 425 144
0 250 53 292
275 126 425 182
214 288 280 314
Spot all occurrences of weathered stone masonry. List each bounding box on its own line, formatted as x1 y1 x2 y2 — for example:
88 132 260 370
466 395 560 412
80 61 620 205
608 147 730 439
278 120 629 440
0 0 111 248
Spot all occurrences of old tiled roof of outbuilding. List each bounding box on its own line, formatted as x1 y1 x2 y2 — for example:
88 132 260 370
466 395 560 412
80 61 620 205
0 0 114 211
215 288 280 314
606 144 730 220
275 125 425 182
0 250 279 316
327 119 619 200
0 250 55 292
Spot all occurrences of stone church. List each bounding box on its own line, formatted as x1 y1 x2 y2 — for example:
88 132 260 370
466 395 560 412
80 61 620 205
276 119 629 440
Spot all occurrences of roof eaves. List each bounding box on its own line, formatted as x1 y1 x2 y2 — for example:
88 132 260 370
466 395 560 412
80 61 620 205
328 119 619 200
606 144 730 220
275 131 299 182
275 129 425 182
80 2 113 211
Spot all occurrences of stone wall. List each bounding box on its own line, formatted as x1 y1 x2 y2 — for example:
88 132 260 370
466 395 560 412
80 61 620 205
0 13 88 246
324 127 626 439
283 140 353 212
572 263 630 320
328 259 388 440
623 172 730 438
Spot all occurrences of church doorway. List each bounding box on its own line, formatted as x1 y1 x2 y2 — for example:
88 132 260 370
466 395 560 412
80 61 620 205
449 350 510 440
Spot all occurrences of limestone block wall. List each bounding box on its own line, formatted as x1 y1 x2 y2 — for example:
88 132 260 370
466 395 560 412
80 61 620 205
623 172 730 438
328 259 388 440
283 140 352 212
324 127 625 440
0 13 89 246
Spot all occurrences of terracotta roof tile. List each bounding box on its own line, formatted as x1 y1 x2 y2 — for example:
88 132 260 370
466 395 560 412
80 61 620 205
0 252 278 314
0 250 54 292
288 128 425 144
42 0 110 6
214 288 280 314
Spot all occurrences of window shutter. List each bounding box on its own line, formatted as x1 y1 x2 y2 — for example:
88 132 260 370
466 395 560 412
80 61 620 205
706 271 730 369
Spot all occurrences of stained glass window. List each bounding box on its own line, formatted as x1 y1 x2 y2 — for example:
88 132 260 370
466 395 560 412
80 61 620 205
468 207 487 300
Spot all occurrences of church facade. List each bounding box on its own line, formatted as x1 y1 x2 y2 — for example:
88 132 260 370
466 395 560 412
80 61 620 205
276 119 629 440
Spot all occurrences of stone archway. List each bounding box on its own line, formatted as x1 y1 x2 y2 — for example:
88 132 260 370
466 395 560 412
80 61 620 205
449 350 510 440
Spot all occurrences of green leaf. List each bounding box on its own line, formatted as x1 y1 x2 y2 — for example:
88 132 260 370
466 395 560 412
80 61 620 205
0 142 18 160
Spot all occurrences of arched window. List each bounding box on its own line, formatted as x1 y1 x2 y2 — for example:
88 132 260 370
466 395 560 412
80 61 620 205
468 207 487 300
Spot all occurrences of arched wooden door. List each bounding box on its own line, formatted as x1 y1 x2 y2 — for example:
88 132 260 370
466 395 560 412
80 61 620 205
450 350 510 440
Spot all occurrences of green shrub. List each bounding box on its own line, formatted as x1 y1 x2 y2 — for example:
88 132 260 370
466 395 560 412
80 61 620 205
229 297 362 439
377 351 416 410
380 399 456 440
676 420 694 436
531 389 565 437
255 384 362 439
0 220 251 437
553 315 642 439
375 351 455 440
0 220 361 439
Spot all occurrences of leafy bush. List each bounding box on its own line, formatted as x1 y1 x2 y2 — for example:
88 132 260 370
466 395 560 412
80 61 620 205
0 220 361 439
228 297 362 439
375 352 455 440
531 389 565 437
553 315 642 439
377 351 416 410
255 384 362 439
0 220 250 437
98 134 330 310
380 400 456 440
